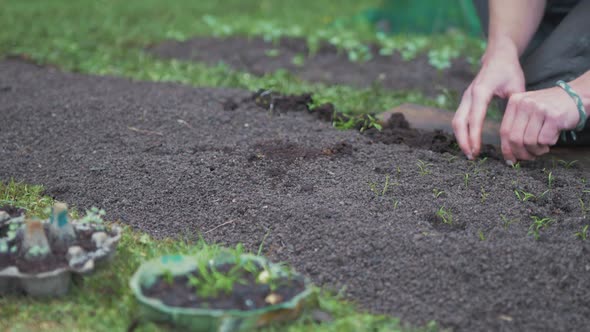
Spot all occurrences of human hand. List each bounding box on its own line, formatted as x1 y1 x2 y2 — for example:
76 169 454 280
499 85 582 164
453 42 525 159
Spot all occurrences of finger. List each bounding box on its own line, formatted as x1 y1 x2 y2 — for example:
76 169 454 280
537 120 560 147
468 86 492 158
500 97 518 164
453 88 474 159
508 103 536 161
523 112 550 156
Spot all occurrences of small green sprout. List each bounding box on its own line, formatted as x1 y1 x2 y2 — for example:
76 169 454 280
546 170 554 189
291 54 305 66
528 216 554 240
436 206 453 225
511 162 521 170
417 160 432 176
445 155 458 163
369 175 393 197
382 175 390 196
393 200 399 209
478 229 485 241
558 159 578 169
575 225 589 240
580 198 590 218
432 188 445 199
480 186 489 203
463 173 470 188
500 214 519 230
264 49 280 57
162 269 175 285
514 190 536 202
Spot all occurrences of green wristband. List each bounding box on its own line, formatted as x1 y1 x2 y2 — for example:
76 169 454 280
557 80 587 142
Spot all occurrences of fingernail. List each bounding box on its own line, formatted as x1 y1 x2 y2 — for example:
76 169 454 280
505 160 514 166
467 154 473 160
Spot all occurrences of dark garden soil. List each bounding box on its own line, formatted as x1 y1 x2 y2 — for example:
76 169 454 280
142 262 306 310
2 59 590 331
148 36 474 97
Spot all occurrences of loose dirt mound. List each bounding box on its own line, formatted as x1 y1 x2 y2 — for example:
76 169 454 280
148 36 473 96
1 59 590 331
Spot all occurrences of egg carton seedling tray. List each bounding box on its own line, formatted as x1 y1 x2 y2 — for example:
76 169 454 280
0 206 122 296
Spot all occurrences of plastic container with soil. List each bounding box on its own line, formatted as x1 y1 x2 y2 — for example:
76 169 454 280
0 203 122 296
130 252 313 332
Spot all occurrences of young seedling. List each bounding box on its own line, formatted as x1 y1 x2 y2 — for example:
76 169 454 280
444 155 458 163
368 174 393 197
382 174 391 196
393 199 399 209
478 229 485 241
500 214 519 230
511 162 521 171
514 190 536 202
527 216 554 240
480 186 489 203
558 159 578 169
575 225 589 240
432 188 445 199
546 170 554 189
162 269 175 285
580 198 590 218
436 206 453 225
463 173 470 188
416 160 432 176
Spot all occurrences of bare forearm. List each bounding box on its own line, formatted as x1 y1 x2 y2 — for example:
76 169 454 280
570 71 590 110
487 0 546 56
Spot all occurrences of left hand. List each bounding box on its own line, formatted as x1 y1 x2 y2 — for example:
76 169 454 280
500 86 581 164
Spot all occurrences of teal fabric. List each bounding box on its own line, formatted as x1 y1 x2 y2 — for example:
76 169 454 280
364 0 483 36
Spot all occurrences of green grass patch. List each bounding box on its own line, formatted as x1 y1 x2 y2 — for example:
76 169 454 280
0 180 440 331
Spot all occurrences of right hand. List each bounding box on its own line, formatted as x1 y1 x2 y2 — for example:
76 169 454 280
452 42 525 160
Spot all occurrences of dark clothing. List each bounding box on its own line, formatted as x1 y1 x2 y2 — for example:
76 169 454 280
473 0 590 144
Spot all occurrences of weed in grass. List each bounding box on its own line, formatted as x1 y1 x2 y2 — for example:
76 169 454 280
432 188 445 199
500 214 519 230
436 206 453 225
417 160 433 176
575 225 589 240
528 216 554 240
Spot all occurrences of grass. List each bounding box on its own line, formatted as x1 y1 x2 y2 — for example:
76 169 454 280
0 180 439 332
0 0 485 116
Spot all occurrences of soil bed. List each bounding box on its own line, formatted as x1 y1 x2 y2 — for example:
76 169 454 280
1 59 590 331
148 36 474 96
